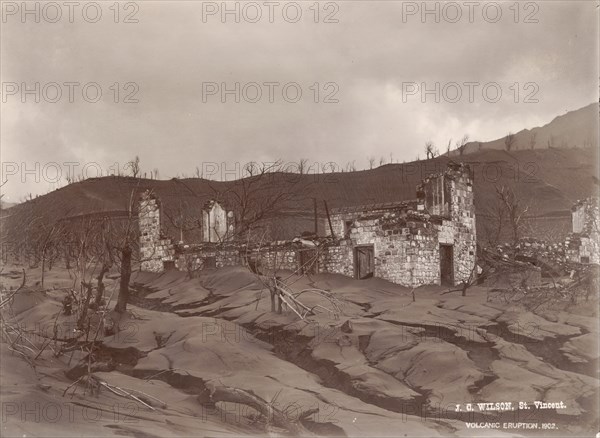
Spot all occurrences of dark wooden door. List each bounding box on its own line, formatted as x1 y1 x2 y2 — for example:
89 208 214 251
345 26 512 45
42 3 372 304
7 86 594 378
355 246 374 279
299 249 317 275
440 244 454 286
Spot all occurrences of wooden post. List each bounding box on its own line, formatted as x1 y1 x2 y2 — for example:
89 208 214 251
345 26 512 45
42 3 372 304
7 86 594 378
323 200 335 239
277 292 283 314
268 277 276 312
313 198 318 236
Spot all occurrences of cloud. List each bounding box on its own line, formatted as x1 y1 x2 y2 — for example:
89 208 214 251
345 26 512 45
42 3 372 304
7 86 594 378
1 0 597 200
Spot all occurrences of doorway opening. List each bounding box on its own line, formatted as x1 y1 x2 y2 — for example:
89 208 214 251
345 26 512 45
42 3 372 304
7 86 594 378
440 244 454 286
354 245 374 279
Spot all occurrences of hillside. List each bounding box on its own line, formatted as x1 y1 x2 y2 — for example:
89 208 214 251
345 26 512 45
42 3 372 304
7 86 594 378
2 147 597 244
0 201 17 210
452 102 599 155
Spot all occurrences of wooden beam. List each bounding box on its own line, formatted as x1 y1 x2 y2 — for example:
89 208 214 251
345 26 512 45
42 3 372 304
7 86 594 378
323 200 335 239
313 197 318 235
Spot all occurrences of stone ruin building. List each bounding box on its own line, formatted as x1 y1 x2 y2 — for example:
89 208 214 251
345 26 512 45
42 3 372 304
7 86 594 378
139 162 476 287
566 197 599 264
488 197 599 283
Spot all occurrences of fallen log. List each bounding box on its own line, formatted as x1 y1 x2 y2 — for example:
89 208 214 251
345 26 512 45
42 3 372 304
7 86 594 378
208 384 315 436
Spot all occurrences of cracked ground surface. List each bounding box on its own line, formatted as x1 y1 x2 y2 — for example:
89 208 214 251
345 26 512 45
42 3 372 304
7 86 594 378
1 265 598 437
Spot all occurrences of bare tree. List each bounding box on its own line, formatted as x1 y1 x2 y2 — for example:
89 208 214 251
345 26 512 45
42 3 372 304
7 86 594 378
207 161 311 241
164 199 202 243
482 201 507 248
126 155 141 178
456 134 469 156
111 188 145 314
71 187 143 316
114 243 132 313
504 133 516 151
529 132 537 150
425 141 435 160
298 158 309 175
368 156 375 169
442 257 485 297
21 206 72 288
37 222 66 288
494 185 530 249
93 260 111 309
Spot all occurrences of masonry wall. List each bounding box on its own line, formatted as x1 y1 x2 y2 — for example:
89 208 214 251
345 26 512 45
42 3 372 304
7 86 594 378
329 216 347 240
258 247 300 272
138 164 477 286
174 245 241 272
572 205 587 234
566 198 599 264
139 192 175 272
173 244 305 274
326 163 476 287
351 214 440 287
446 165 477 283
317 241 354 277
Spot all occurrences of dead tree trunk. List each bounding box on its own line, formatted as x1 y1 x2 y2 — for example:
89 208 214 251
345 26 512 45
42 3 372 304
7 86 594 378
267 277 285 314
77 282 94 330
277 292 283 314
461 281 468 297
270 287 276 312
41 248 46 289
94 263 110 308
115 245 132 314
65 246 71 269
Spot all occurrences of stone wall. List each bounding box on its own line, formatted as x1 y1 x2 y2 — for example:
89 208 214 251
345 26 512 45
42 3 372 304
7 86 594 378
138 163 477 286
173 244 302 274
566 198 599 264
202 201 235 242
325 162 476 287
566 235 599 264
572 204 587 234
257 246 300 272
445 163 477 283
174 245 241 272
139 191 174 272
317 241 354 277
351 214 438 286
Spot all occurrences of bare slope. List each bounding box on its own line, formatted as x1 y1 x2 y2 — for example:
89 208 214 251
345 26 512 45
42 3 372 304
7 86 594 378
2 147 597 242
453 102 599 155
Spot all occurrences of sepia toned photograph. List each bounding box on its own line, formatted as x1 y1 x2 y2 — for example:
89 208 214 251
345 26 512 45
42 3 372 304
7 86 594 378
0 1 598 436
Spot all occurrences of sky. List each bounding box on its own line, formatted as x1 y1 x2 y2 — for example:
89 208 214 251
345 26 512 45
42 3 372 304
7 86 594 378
1 0 598 202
